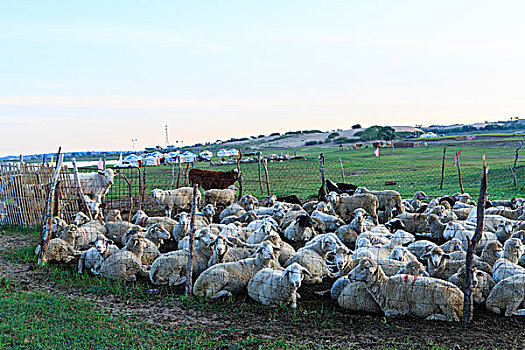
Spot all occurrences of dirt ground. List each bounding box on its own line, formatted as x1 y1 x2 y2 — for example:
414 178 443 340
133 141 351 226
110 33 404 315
1 232 524 350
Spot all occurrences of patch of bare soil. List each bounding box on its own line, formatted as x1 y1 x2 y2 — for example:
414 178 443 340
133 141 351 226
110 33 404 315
1 232 523 349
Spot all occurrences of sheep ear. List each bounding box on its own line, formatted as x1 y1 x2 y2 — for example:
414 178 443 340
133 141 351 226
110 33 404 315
87 240 96 247
443 253 451 260
301 266 313 278
271 244 281 252
226 240 235 247
420 252 430 259
107 239 114 245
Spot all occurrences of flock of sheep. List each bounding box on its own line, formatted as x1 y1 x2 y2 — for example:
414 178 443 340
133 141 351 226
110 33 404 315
36 178 525 321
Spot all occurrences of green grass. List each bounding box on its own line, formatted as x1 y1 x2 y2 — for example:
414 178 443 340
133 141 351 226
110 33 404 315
83 141 525 204
0 279 356 350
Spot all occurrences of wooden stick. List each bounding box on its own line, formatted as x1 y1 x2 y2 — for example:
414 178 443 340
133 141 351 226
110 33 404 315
183 163 190 187
440 147 446 190
257 153 264 195
339 157 345 183
236 153 243 200
262 158 270 196
37 154 64 265
512 141 522 187
185 184 199 296
170 159 175 190
463 155 487 323
72 158 93 220
0 165 12 226
457 154 464 194
176 157 182 189
319 153 326 201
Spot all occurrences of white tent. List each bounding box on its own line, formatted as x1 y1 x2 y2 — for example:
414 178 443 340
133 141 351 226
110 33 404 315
228 149 239 156
180 151 197 163
199 150 213 160
217 149 230 157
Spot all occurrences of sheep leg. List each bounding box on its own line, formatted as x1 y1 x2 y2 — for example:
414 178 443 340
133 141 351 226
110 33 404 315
77 253 86 274
384 309 403 317
426 314 457 322
169 276 186 287
212 290 233 299
511 308 525 316
504 293 525 316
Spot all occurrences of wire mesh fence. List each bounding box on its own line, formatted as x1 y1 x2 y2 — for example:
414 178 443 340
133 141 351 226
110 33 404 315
4 147 525 324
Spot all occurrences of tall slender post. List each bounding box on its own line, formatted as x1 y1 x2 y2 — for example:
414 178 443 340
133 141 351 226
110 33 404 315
185 184 199 295
457 153 464 194
257 153 264 195
463 155 487 323
37 154 64 265
338 157 345 183
176 157 182 188
170 159 175 190
511 141 522 187
262 158 270 196
319 153 326 201
440 147 446 190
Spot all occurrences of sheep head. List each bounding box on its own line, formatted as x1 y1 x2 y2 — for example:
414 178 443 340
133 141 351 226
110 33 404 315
282 263 312 288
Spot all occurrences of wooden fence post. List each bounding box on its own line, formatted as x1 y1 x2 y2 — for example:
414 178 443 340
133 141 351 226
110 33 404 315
457 153 464 194
338 157 345 183
170 159 175 190
236 154 243 200
185 184 199 296
37 154 64 265
262 158 270 196
319 153 326 201
183 163 190 187
257 153 264 195
176 157 182 189
463 155 487 323
72 158 93 221
511 141 522 187
440 147 446 190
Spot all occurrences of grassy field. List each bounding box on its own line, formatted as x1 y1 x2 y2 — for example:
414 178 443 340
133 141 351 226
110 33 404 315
94 140 525 206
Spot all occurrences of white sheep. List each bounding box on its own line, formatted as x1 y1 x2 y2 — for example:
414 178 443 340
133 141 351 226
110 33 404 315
348 258 464 321
149 229 217 286
75 168 115 203
99 234 150 282
421 246 491 280
35 238 81 264
248 263 313 308
448 266 495 304
327 192 379 224
486 273 525 316
204 185 237 211
193 241 280 298
283 214 316 242
388 246 418 262
354 187 404 223
311 209 346 232
131 210 177 233
283 233 340 284
219 203 246 223
151 187 200 217
72 211 107 234
207 234 254 267
238 194 258 211
77 235 119 275
492 238 525 283
353 231 414 260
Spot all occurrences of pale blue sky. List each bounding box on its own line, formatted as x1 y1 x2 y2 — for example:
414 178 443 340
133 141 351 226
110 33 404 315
1 1 524 155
